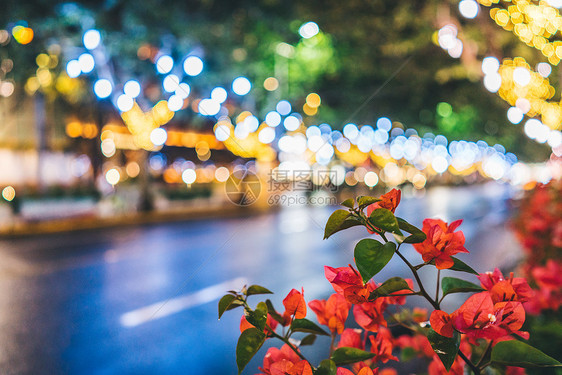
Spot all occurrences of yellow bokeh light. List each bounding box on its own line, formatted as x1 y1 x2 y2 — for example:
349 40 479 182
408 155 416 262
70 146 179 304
263 77 279 91
66 122 82 138
36 54 50 68
306 93 321 108
303 103 318 116
12 25 34 45
2 186 16 202
126 162 140 178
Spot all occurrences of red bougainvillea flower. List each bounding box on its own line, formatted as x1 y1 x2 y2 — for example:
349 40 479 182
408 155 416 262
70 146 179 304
309 293 351 334
526 260 562 313
506 366 527 375
337 367 379 375
413 219 468 269
395 333 434 358
259 345 301 375
369 327 398 363
353 299 388 332
240 313 279 335
270 359 313 375
366 189 402 234
282 288 307 323
478 268 534 303
338 328 365 349
452 292 528 341
325 265 374 304
430 310 454 338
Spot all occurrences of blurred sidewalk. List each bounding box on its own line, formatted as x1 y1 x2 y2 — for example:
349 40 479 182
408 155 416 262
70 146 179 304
0 197 266 237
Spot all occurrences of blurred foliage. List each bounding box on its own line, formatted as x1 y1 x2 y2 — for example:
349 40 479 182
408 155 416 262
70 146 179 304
0 0 556 160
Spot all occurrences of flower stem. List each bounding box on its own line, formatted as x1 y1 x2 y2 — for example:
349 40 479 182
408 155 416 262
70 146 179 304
435 269 441 302
395 249 440 310
458 350 480 375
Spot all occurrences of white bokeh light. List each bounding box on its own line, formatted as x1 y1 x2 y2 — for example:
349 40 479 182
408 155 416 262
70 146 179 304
78 53 95 73
183 56 204 76
83 29 101 50
156 55 174 74
198 99 220 116
507 107 524 124
432 156 449 173
537 62 552 78
163 74 180 93
176 83 191 99
66 60 81 78
265 111 282 127
258 127 276 144
150 128 168 146
481 57 500 75
123 80 141 98
232 76 252 95
299 22 320 39
483 73 502 93
283 115 300 131
211 87 228 103
276 100 292 115
459 0 479 19
214 124 231 142
116 94 134 112
182 169 196 184
513 67 531 86
105 168 120 186
94 79 112 99
167 95 184 112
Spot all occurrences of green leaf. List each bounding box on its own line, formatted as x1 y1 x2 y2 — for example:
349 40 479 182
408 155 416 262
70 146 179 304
441 277 483 297
246 302 268 331
491 340 562 368
354 239 396 283
368 208 401 234
246 285 273 296
357 196 381 208
331 347 375 365
427 328 460 371
324 210 351 239
218 294 237 319
328 217 364 238
300 334 317 346
265 299 284 324
290 318 329 336
341 198 355 209
315 359 337 375
397 218 427 243
236 327 266 374
430 257 478 275
369 277 413 299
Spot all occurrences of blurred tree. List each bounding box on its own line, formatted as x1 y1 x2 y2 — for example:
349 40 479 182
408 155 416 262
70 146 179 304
0 0 554 161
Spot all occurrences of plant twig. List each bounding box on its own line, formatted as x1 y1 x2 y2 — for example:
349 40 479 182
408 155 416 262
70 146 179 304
435 269 441 302
458 348 480 375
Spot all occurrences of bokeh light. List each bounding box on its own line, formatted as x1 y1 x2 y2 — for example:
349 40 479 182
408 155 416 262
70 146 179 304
232 76 252 95
183 56 204 76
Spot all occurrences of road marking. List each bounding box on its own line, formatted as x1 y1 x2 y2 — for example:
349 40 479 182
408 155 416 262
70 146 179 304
120 277 248 327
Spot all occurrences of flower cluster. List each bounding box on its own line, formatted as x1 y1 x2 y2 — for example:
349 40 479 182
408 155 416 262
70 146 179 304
511 180 562 314
220 189 561 375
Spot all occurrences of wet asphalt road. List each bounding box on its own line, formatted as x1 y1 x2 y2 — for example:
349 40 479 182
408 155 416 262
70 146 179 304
0 183 523 374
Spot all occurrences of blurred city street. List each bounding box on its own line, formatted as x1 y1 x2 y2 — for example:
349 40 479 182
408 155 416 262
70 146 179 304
0 184 522 375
